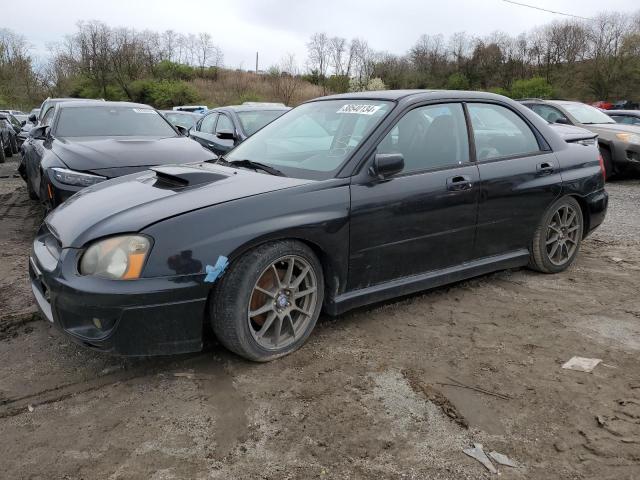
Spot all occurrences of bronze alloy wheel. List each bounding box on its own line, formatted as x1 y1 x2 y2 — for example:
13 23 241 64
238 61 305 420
545 204 581 266
247 255 318 351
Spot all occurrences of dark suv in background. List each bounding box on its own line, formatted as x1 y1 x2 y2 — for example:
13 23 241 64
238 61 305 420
520 99 640 178
189 103 290 156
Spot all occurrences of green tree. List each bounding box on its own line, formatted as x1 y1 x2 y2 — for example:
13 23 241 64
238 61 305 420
510 77 554 99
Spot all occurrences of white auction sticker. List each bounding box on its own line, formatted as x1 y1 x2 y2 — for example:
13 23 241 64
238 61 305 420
133 108 156 113
336 104 382 115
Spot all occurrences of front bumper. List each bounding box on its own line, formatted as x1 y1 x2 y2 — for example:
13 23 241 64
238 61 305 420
611 141 640 173
29 226 210 356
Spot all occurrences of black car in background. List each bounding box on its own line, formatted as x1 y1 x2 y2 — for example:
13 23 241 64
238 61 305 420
520 99 640 177
0 113 20 162
189 103 290 156
29 91 607 362
160 110 202 130
20 101 215 209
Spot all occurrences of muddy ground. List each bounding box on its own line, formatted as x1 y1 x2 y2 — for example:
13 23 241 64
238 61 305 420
1 154 639 479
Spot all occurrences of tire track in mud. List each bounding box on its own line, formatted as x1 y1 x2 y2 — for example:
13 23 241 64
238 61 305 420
0 353 209 418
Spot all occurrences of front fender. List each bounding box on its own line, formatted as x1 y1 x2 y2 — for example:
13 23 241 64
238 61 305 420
141 179 351 299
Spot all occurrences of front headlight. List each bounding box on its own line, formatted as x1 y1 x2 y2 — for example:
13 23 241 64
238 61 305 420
51 167 106 187
615 133 640 144
79 235 151 280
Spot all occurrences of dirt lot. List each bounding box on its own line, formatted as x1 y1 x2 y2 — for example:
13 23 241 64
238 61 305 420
1 153 639 479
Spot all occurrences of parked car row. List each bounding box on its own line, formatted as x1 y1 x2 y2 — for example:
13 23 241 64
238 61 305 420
24 90 608 362
519 98 640 178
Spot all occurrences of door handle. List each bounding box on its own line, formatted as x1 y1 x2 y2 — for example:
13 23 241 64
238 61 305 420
446 175 473 191
537 162 554 174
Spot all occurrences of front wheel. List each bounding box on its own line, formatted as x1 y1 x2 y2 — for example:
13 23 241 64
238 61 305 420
529 196 583 273
211 241 324 362
0 138 5 163
600 147 613 180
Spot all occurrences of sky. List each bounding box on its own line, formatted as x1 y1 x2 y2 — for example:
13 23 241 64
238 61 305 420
5 0 640 69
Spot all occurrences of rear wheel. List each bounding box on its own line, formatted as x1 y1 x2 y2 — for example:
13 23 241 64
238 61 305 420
211 241 324 362
529 196 583 273
4 135 12 157
26 170 38 200
10 134 18 154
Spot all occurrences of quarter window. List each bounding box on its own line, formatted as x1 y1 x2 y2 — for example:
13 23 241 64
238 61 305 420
468 103 540 160
199 113 217 134
377 103 470 173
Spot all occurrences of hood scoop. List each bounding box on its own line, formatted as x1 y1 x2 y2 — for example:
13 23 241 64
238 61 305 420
150 165 228 188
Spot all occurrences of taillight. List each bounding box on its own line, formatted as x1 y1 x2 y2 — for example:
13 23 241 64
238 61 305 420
597 154 606 181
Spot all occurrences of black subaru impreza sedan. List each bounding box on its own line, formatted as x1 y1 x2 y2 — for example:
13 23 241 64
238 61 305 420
29 90 608 362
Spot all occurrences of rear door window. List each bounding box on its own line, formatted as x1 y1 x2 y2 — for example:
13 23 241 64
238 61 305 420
468 103 541 161
216 114 234 133
528 104 570 124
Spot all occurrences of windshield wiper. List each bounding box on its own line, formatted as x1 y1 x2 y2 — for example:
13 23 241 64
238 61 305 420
220 158 286 177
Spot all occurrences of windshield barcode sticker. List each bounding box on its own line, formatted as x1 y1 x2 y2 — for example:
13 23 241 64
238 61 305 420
336 104 382 115
132 108 156 113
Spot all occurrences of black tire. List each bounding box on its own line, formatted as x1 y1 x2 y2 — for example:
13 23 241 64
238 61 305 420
10 134 18 155
600 146 613 180
26 171 38 200
529 196 583 274
0 138 5 163
211 240 324 362
4 135 12 158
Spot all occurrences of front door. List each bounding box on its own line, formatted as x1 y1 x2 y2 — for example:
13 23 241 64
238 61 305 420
190 112 218 152
348 103 480 290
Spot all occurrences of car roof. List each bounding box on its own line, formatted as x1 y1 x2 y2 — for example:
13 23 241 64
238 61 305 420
160 110 202 116
58 100 154 109
607 110 640 115
214 105 291 113
315 89 519 103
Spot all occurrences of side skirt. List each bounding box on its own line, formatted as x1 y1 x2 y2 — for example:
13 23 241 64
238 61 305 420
325 249 530 316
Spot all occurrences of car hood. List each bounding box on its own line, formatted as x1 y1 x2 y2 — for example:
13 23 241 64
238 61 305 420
549 123 597 142
45 163 313 248
581 122 640 138
51 136 215 175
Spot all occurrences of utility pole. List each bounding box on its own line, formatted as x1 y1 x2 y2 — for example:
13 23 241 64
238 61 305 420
256 52 259 73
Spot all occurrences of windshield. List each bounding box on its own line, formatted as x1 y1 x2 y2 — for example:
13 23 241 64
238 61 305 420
237 110 288 136
561 103 615 124
55 106 178 137
163 112 199 129
226 100 392 178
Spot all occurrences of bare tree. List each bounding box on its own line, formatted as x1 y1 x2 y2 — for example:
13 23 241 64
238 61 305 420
306 32 330 83
270 53 302 105
329 36 347 75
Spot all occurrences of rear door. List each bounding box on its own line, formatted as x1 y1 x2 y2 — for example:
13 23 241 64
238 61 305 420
348 102 480 289
190 112 218 152
468 102 561 258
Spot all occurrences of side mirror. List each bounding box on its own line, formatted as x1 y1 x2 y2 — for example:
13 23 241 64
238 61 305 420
369 153 404 180
21 120 26 126
30 125 50 140
28 114 37 123
555 117 570 125
216 129 236 141
175 124 189 136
